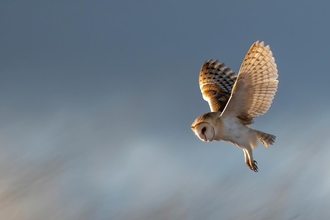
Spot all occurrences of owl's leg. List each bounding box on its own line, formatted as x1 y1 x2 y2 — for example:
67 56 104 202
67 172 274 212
243 148 258 172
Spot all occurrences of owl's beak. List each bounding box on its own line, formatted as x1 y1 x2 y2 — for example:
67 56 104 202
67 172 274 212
199 131 210 142
200 135 208 142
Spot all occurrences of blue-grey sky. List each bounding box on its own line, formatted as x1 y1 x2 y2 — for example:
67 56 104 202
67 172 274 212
1 1 330 219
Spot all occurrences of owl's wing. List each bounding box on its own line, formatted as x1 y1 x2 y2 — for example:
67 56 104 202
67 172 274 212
199 59 237 112
221 41 278 125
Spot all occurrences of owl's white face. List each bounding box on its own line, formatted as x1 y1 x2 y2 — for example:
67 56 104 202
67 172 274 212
191 122 215 142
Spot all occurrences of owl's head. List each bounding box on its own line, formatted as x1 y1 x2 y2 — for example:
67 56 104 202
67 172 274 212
191 112 220 142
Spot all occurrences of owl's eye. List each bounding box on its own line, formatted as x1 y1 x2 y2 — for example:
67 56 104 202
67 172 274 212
201 127 206 134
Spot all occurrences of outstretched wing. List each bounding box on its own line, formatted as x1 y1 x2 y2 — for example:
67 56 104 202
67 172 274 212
221 41 278 125
199 59 237 112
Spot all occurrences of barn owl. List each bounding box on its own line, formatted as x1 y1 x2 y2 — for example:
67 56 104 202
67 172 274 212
191 41 278 172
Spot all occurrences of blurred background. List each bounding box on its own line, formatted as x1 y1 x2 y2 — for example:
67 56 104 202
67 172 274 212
1 0 330 219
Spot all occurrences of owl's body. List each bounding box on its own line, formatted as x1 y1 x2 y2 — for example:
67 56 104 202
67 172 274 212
191 41 278 172
215 116 251 144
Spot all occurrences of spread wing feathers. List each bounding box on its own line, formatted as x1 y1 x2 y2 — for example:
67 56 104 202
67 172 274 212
199 59 237 112
221 41 278 125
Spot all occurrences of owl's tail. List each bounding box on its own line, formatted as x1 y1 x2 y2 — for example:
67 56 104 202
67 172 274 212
255 130 276 148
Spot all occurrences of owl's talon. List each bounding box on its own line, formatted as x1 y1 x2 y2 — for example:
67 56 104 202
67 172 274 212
251 160 258 172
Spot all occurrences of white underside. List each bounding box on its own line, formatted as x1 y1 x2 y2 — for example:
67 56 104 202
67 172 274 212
215 116 257 149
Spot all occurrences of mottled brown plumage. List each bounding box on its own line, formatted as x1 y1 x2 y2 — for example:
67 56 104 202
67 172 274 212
199 59 237 112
